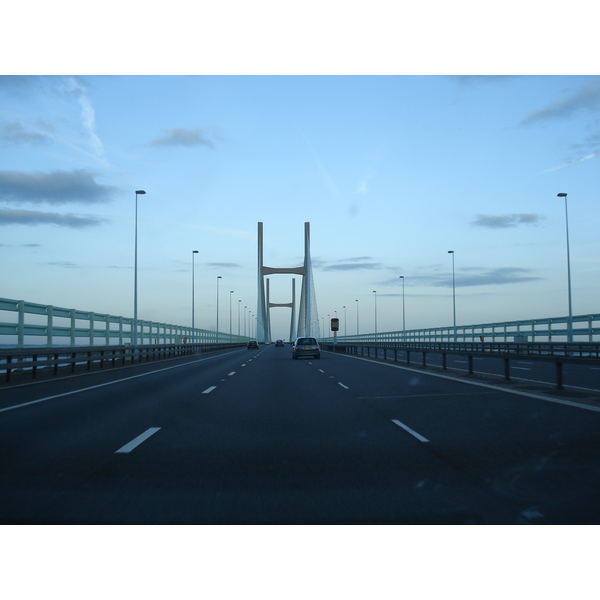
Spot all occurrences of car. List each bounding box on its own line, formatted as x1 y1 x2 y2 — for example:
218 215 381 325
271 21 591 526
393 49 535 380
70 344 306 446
275 340 284 347
247 340 259 349
292 337 320 359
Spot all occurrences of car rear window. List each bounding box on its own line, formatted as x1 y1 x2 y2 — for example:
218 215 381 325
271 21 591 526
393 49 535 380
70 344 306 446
297 338 317 345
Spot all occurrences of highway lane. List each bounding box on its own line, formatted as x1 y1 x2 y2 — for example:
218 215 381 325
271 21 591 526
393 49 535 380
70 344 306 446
1 344 599 523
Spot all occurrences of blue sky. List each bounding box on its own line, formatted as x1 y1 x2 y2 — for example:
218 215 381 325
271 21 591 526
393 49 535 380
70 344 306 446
1 5 599 342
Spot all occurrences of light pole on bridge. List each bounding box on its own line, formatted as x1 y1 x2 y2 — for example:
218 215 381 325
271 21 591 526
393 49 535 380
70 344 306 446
133 189 146 347
448 251 456 343
557 193 573 343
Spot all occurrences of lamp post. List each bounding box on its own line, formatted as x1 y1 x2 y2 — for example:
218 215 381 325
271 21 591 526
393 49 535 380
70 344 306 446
355 299 359 336
229 290 234 342
448 251 456 343
373 291 377 341
244 306 247 337
133 190 146 346
192 250 199 342
238 300 241 336
557 193 573 342
399 276 405 339
216 276 222 343
343 306 347 339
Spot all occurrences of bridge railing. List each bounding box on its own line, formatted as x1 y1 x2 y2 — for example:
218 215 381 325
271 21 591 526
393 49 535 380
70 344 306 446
0 297 250 348
0 341 247 384
322 313 600 344
321 340 600 389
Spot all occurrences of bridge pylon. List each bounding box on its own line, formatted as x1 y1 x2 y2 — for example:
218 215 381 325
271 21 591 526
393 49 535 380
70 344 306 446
257 222 319 343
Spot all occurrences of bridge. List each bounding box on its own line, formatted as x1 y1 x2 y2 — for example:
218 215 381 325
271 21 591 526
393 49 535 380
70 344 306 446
2 222 600 524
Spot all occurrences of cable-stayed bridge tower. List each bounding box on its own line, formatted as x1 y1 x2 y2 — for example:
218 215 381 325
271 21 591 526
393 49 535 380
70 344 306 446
257 222 320 343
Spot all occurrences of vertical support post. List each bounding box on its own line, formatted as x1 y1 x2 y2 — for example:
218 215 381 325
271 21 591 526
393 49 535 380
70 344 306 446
17 301 25 348
504 357 510 380
70 309 76 346
47 305 54 348
556 361 564 390
468 355 474 374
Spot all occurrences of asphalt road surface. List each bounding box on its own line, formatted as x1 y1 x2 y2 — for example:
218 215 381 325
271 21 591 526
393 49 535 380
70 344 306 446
1 344 599 524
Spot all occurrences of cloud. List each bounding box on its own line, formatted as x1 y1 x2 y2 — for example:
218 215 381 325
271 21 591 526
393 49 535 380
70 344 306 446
322 257 383 271
0 121 52 145
471 214 544 228
0 209 107 228
207 262 241 269
410 266 542 288
540 152 598 173
0 169 117 204
64 76 105 159
150 128 216 148
46 261 80 269
520 80 600 126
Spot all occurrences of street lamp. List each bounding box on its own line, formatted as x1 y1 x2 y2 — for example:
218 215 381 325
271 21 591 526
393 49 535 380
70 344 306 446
399 276 405 338
355 299 359 336
229 290 234 342
343 306 347 339
448 251 456 342
133 190 146 346
244 306 247 337
216 276 222 342
373 291 377 340
238 299 241 336
557 193 573 342
192 250 199 342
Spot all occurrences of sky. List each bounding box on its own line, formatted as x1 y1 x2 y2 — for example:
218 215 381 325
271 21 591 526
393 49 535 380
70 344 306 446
1 8 599 343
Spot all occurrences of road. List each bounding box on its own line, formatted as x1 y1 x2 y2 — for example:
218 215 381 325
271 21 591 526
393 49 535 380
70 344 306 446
1 344 599 524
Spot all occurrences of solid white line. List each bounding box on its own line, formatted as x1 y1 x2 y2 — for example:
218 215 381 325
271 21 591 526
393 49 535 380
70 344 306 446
115 427 161 453
0 352 233 414
392 420 429 443
338 382 349 389
202 386 217 394
512 367 531 371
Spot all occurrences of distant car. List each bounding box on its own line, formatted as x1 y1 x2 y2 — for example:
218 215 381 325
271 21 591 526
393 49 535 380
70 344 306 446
275 340 284 347
292 337 320 359
247 340 259 349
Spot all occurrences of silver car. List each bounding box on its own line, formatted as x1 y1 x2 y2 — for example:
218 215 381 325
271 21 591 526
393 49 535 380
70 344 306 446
292 337 320 360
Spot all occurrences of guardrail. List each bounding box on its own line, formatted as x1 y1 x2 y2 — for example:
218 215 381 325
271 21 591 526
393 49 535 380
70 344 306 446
322 312 600 344
321 341 600 390
0 297 251 348
0 342 246 384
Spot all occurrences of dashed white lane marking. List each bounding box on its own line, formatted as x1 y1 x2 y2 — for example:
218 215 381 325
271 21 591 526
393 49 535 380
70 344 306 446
319 369 325 373
338 382 349 389
241 364 247 367
392 419 430 443
228 372 236 376
202 386 217 394
115 427 161 453
0 352 236 414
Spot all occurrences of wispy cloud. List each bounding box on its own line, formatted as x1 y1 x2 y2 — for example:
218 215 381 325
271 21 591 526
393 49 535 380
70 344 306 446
207 262 241 269
150 127 217 148
321 257 383 271
410 266 542 288
46 261 80 269
471 214 544 228
64 76 105 161
0 121 52 145
520 80 600 126
0 209 107 228
539 152 598 173
0 170 117 204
